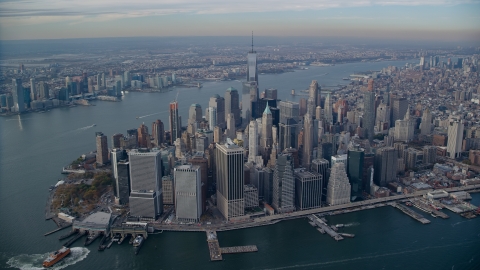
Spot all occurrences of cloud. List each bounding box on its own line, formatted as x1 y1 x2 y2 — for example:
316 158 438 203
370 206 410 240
0 0 476 22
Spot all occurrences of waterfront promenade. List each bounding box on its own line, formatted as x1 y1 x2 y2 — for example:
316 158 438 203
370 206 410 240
151 185 480 232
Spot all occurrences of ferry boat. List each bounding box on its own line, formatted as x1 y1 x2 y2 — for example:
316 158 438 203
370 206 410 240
133 236 144 255
43 246 70 268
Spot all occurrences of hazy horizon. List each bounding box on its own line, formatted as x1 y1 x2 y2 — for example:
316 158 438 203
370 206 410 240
0 1 479 42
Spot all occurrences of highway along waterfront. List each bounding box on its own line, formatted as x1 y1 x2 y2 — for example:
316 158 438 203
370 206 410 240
1 60 480 269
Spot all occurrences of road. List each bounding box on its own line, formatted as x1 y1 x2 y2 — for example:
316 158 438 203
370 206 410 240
150 184 480 232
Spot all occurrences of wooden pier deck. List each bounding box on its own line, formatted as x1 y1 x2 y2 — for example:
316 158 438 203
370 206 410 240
392 203 431 224
220 245 258 254
206 231 223 261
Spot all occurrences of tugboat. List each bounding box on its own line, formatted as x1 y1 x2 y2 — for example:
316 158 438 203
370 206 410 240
133 236 144 255
43 246 70 268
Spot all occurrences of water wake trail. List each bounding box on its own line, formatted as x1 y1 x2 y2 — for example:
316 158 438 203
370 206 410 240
343 222 360 227
137 110 168 119
6 247 90 270
264 239 480 270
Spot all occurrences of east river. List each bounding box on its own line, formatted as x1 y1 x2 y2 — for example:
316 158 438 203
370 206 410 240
1 60 479 269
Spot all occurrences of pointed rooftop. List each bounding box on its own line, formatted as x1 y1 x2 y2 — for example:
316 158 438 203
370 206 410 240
263 104 271 115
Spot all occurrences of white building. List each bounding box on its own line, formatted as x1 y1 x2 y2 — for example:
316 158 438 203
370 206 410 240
447 119 464 159
326 163 351 206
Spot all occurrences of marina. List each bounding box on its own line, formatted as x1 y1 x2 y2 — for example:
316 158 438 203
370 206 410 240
392 203 431 224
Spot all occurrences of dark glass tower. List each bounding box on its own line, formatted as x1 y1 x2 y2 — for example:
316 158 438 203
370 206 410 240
347 145 365 201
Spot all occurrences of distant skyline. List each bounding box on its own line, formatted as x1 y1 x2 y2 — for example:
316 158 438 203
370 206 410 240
0 1 479 41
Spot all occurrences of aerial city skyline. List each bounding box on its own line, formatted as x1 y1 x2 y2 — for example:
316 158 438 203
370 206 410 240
1 1 480 268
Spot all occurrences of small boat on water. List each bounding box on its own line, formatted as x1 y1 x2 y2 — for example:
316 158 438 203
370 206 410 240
43 246 70 268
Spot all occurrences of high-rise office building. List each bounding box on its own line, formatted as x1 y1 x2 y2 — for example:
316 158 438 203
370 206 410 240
391 97 408 126
309 80 320 108
302 113 314 169
420 107 432 135
96 132 109 165
363 80 376 141
39 82 49 100
347 145 364 200
261 104 273 151
114 80 122 97
209 94 225 129
174 164 202 222
326 162 351 206
272 153 295 213
137 123 149 148
311 158 330 201
375 102 390 129
248 120 259 163
188 103 202 126
29 78 36 101
447 119 464 159
215 141 245 220
295 168 322 210
394 107 415 142
225 87 241 126
152 120 164 146
226 113 236 139
374 147 398 187
128 149 163 218
12 78 25 113
423 146 437 164
112 151 130 205
324 92 333 124
162 175 174 205
279 100 300 124
208 106 217 130
169 101 181 144
279 118 298 152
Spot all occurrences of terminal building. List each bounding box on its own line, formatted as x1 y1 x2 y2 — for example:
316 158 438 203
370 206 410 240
73 212 112 234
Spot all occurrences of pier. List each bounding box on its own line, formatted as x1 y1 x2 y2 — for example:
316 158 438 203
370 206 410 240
206 230 258 261
58 229 78 240
206 231 223 261
44 223 72 236
309 215 344 241
220 245 258 254
63 231 86 247
392 203 431 224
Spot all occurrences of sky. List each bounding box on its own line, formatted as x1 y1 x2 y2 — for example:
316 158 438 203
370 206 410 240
0 0 479 41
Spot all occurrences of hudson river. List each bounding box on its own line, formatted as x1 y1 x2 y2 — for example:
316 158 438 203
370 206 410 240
1 60 479 269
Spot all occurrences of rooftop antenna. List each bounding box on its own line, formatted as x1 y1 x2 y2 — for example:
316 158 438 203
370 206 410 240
251 31 254 53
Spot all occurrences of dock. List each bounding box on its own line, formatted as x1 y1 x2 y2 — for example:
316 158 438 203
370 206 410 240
392 203 431 224
310 215 344 241
206 230 258 261
44 223 72 236
206 231 223 261
411 199 449 219
58 229 78 240
220 245 258 254
63 231 86 247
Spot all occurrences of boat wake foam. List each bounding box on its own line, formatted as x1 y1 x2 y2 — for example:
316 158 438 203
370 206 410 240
6 247 89 270
344 222 360 227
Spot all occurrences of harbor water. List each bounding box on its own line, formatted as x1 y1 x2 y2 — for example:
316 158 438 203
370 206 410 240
1 60 480 269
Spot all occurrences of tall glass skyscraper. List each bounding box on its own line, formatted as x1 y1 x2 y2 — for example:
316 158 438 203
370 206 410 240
242 35 259 124
215 141 245 220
